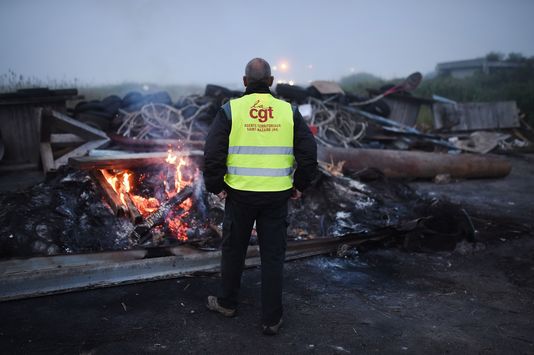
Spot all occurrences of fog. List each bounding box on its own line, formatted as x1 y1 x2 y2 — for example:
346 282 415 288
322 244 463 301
1 0 534 87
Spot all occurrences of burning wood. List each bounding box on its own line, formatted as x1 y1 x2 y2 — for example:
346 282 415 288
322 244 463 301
123 193 142 224
90 170 126 216
93 148 199 244
130 185 194 245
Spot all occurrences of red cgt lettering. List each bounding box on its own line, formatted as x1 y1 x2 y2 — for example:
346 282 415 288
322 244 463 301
249 107 274 122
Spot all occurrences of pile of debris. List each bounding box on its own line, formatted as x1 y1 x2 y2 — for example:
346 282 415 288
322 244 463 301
0 74 530 259
63 70 533 158
0 161 475 258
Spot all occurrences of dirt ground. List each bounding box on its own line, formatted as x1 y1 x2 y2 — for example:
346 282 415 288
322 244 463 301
0 154 533 354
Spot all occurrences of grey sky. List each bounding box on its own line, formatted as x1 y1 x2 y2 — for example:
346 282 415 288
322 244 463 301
1 0 534 87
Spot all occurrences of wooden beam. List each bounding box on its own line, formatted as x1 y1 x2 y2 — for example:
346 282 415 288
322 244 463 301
0 234 387 301
54 139 109 169
89 170 126 216
318 146 512 179
48 110 108 141
0 163 39 172
124 193 143 224
50 133 85 145
40 142 55 173
69 151 203 170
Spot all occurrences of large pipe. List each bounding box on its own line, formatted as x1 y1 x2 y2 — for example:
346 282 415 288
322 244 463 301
318 146 512 179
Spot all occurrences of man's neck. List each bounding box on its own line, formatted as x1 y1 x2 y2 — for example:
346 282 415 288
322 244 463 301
245 81 272 95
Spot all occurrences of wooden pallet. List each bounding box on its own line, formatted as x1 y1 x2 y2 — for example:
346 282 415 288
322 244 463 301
40 110 109 173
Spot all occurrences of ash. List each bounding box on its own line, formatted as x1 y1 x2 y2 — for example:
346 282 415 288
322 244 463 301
0 167 134 258
287 166 474 250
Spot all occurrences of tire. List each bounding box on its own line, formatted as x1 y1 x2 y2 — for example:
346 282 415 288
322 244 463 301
182 106 197 119
306 86 322 99
122 91 143 107
147 91 172 105
75 101 107 113
205 84 232 99
75 111 112 131
103 100 122 115
275 84 309 102
102 95 122 105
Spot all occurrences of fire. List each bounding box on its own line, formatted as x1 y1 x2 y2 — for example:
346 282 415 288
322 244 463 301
100 148 196 241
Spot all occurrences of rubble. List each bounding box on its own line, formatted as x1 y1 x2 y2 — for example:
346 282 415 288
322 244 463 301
0 77 530 259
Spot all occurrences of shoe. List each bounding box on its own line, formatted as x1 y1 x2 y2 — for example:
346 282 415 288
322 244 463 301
262 318 283 335
206 296 236 317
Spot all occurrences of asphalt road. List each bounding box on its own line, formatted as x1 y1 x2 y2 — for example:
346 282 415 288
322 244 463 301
1 154 533 354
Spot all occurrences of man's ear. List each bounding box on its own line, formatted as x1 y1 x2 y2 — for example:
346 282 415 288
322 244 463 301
243 76 248 87
267 76 274 87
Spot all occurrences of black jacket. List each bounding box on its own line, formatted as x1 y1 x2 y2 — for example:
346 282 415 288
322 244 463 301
203 82 318 206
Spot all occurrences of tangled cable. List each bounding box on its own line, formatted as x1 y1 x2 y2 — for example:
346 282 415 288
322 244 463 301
117 96 212 141
306 97 367 148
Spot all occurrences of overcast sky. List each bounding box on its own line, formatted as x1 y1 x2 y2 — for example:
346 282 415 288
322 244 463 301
1 0 534 87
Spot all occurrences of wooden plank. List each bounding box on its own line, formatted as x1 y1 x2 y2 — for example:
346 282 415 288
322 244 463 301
124 193 143 224
0 234 386 301
311 80 344 95
40 142 55 173
54 139 109 169
0 105 41 165
89 170 126 216
110 134 205 150
0 163 39 172
433 101 520 131
69 151 203 170
48 110 108 140
383 98 420 126
50 133 84 145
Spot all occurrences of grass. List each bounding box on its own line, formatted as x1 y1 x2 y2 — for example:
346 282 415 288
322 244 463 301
0 70 204 103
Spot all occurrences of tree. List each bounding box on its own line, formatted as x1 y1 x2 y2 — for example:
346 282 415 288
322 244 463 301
485 52 505 62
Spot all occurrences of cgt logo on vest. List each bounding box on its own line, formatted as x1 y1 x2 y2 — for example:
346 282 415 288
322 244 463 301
249 100 274 123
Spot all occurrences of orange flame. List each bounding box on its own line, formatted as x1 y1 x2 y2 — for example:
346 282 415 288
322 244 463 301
99 149 196 241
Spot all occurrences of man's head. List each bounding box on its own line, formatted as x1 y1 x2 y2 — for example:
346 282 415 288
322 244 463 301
243 58 274 87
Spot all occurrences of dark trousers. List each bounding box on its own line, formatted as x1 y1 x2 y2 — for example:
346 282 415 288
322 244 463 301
218 197 288 325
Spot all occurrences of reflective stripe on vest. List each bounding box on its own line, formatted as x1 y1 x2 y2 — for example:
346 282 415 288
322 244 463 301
228 146 293 155
227 166 293 177
224 93 294 192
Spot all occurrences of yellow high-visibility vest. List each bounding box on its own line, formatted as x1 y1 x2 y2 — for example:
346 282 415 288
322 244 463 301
224 93 294 192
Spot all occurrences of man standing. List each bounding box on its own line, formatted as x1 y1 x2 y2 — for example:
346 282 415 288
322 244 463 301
203 58 317 335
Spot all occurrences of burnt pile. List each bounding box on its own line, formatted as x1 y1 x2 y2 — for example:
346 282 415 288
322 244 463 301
0 168 131 257
0 159 475 258
288 165 475 251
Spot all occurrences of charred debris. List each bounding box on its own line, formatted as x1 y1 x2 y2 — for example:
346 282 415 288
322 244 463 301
0 79 531 259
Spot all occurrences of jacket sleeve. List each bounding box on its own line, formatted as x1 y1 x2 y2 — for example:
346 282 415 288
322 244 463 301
292 108 318 191
203 106 231 194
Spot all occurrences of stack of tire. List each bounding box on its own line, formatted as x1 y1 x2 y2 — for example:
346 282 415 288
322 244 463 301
73 95 122 131
204 84 243 107
73 91 173 131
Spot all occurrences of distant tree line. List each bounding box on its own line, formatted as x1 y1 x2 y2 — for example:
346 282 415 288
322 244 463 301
417 52 534 124
340 52 534 125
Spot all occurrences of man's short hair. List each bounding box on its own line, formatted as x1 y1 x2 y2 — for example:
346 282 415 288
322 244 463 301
245 58 272 83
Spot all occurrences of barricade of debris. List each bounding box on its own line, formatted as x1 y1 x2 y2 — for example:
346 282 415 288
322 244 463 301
0 75 529 259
